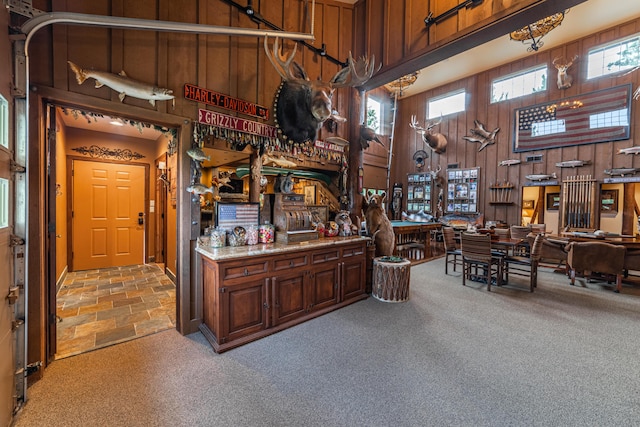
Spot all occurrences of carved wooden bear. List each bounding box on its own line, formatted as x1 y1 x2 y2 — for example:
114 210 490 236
364 190 395 257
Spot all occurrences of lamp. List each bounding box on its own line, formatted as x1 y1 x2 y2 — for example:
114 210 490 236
509 10 567 52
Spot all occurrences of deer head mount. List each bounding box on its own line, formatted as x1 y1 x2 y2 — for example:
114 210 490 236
553 55 578 89
409 115 447 154
264 36 380 145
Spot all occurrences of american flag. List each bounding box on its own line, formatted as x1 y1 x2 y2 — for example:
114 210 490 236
216 203 260 232
514 84 631 152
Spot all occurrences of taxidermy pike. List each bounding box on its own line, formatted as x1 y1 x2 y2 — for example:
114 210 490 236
186 147 210 162
262 154 298 168
555 159 591 168
604 167 639 176
525 172 557 181
618 146 640 155
499 159 521 166
68 61 175 107
186 183 213 195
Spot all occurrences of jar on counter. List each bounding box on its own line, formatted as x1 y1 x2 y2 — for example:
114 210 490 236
259 222 275 244
246 224 259 245
210 227 226 248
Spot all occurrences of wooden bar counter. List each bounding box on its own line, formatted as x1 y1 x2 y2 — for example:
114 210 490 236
196 236 369 353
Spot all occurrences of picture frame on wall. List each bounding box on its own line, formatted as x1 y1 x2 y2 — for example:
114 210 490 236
546 193 560 210
304 185 316 205
523 200 535 209
601 189 618 212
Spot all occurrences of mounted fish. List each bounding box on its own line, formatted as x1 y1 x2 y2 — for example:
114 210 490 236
186 147 210 162
264 36 379 145
555 159 591 168
409 115 447 154
604 167 639 177
525 172 557 181
499 159 521 166
462 119 500 152
618 146 640 155
68 61 175 107
262 153 298 168
186 183 213 195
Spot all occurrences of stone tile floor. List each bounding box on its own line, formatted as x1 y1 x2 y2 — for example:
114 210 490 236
56 264 176 359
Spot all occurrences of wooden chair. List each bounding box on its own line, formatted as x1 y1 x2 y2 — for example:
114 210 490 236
566 242 626 293
503 233 544 292
460 232 503 291
530 223 546 233
510 225 532 255
442 226 462 274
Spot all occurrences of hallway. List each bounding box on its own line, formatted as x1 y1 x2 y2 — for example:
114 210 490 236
55 264 176 359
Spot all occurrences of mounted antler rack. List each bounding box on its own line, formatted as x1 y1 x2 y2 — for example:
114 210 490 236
222 0 347 67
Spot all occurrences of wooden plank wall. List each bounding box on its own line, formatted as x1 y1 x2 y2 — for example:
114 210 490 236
389 17 640 228
30 0 356 144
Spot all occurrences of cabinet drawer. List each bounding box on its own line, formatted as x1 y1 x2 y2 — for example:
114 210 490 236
273 254 308 271
342 244 364 258
221 259 269 280
312 248 340 264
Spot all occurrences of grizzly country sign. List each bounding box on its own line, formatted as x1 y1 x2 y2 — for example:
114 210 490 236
184 83 269 120
198 109 277 138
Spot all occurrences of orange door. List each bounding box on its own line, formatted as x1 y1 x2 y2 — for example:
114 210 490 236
72 160 146 271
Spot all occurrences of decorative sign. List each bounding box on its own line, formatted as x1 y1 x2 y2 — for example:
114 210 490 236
513 84 632 152
71 145 145 161
604 176 640 184
198 109 277 138
314 140 346 153
185 84 269 120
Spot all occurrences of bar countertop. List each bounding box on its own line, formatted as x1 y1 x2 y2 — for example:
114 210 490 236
196 235 370 261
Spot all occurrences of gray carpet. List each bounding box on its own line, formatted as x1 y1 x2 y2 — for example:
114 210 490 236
13 258 640 426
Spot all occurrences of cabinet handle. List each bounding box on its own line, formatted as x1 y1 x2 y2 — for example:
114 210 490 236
244 268 249 276
289 260 294 267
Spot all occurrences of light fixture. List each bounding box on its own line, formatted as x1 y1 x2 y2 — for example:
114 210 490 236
509 10 567 52
109 120 124 126
384 71 420 96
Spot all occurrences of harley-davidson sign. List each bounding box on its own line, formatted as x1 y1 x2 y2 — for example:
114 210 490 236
198 109 278 138
185 83 269 120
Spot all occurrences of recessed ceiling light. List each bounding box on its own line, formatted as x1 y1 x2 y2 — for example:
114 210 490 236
110 120 123 126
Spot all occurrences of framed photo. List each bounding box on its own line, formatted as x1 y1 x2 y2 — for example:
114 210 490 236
601 189 618 212
308 205 328 223
304 185 316 205
523 200 535 209
546 193 560 210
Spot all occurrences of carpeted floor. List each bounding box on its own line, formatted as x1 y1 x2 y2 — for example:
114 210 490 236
14 258 640 426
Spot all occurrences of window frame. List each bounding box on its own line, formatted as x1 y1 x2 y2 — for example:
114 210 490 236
490 65 548 103
427 90 466 119
586 33 640 80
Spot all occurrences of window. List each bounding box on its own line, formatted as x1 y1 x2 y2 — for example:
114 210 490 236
587 34 640 79
366 97 381 134
0 95 8 149
427 91 465 119
491 66 547 103
0 178 8 228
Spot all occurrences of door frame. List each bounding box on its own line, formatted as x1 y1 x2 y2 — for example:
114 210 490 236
30 88 196 378
67 156 150 272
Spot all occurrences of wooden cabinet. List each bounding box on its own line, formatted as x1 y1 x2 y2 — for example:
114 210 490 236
199 238 368 353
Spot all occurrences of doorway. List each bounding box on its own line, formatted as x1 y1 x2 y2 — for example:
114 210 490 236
49 104 177 359
521 185 560 234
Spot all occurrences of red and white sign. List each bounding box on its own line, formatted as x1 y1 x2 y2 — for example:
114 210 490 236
198 109 278 138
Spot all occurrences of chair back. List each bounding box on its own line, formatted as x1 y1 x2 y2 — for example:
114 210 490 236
493 228 510 239
530 224 546 233
442 227 458 252
530 233 545 262
510 225 531 240
460 232 492 263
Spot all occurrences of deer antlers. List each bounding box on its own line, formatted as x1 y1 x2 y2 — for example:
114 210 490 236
552 54 578 69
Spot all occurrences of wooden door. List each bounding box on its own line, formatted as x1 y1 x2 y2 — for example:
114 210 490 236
72 160 146 271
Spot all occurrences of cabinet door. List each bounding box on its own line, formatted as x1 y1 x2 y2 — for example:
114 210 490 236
342 258 366 301
272 269 308 325
309 263 339 311
220 278 269 343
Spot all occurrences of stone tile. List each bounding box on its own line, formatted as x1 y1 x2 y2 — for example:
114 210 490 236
56 325 76 341
153 284 176 293
57 307 79 318
148 306 175 320
66 285 97 295
77 300 114 315
56 334 96 359
112 296 143 308
57 312 97 328
115 310 150 328
134 316 173 336
74 318 117 338
97 292 129 303
81 288 113 298
95 324 136 347
96 305 132 321
64 298 99 310
97 282 126 291
130 300 161 313
126 287 155 298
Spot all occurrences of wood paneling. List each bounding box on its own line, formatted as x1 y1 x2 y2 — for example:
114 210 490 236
390 17 640 228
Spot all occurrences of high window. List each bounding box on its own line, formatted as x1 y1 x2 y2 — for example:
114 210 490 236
0 95 7 149
366 97 381 134
587 34 640 79
491 66 547 103
427 90 466 119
